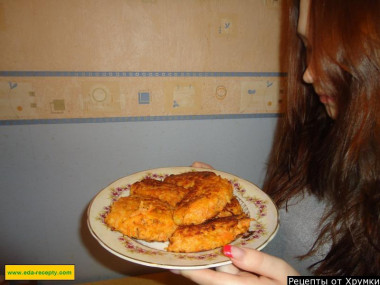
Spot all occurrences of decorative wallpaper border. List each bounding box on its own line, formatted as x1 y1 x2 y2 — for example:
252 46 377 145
0 70 285 125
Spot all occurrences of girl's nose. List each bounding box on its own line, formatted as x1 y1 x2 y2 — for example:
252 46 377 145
303 67 314 84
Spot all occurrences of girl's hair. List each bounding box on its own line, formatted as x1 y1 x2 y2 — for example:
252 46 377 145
263 0 380 275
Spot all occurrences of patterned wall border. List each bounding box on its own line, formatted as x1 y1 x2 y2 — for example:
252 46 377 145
0 71 285 125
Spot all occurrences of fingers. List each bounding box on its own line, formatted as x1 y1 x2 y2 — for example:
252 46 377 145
191 161 214 169
226 246 300 283
179 269 220 285
179 268 249 285
173 247 299 285
215 264 240 274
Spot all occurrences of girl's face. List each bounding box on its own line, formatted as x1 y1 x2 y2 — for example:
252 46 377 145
297 0 338 119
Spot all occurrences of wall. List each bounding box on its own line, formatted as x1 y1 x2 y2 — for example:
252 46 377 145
0 0 283 283
0 118 277 283
0 0 284 121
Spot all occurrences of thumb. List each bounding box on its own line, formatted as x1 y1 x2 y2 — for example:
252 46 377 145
191 161 214 169
223 245 299 282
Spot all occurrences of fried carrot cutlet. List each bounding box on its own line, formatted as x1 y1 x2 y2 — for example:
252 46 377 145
216 197 244 218
105 196 177 242
173 173 233 225
164 171 217 189
167 215 251 253
130 178 189 207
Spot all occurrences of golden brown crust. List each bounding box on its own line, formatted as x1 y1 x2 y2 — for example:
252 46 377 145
105 171 251 252
216 197 245 218
167 215 251 253
173 173 234 225
130 178 189 207
164 171 217 189
105 196 177 242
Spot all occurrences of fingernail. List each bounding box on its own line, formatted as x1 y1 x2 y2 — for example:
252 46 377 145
170 269 180 274
223 245 233 258
223 245 244 259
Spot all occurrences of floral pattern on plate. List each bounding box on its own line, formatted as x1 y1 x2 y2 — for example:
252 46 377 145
87 167 279 269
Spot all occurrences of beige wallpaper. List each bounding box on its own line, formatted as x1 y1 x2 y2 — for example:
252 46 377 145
0 0 285 121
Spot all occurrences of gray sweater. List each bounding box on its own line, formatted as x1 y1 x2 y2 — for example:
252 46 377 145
262 193 330 275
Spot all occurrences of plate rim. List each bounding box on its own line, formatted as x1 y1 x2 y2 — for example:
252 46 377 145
87 166 279 269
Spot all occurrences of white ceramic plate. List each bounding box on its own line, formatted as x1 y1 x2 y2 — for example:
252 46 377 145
87 167 279 270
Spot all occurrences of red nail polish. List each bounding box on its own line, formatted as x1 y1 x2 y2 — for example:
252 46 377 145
223 245 233 258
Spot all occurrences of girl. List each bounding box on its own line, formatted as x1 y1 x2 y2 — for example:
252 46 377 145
174 0 380 283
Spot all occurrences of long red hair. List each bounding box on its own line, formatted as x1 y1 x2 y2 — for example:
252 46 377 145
263 0 380 275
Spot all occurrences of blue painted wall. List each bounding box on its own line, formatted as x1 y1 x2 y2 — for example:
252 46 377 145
0 117 277 283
